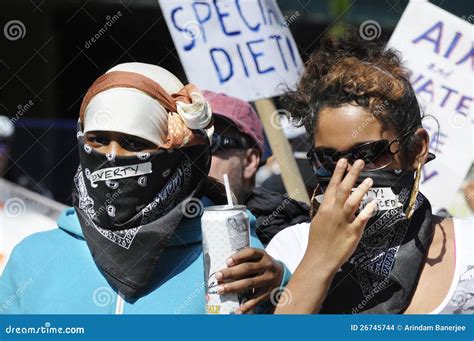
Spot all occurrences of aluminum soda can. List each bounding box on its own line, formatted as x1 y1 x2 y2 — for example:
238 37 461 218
201 205 250 314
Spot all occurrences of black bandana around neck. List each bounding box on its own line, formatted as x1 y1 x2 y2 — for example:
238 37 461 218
315 169 433 314
72 127 211 299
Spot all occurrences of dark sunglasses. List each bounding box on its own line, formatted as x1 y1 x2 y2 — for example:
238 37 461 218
307 138 402 176
211 133 250 154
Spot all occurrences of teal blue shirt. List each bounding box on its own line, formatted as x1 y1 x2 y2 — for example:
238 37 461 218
0 198 289 314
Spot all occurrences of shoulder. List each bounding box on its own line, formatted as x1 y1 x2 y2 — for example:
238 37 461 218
15 228 69 249
265 222 310 273
9 227 81 267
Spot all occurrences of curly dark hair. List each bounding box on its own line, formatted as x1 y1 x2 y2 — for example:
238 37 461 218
281 30 424 166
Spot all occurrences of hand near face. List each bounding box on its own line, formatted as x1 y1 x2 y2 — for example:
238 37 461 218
274 159 377 314
306 158 377 273
214 247 284 314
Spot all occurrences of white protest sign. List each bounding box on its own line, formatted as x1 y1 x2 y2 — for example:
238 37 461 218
159 0 303 102
388 1 473 213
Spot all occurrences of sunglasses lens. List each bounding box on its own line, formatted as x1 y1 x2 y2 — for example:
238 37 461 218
309 140 397 175
357 141 394 170
211 134 245 154
308 149 336 176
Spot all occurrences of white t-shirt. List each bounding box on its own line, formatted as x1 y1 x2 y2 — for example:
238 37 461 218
266 218 474 314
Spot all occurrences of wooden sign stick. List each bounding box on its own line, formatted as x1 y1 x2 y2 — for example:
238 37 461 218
254 98 310 205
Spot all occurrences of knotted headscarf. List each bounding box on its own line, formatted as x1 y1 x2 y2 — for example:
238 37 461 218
72 63 213 298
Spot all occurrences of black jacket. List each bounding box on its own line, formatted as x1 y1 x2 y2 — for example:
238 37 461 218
245 186 310 246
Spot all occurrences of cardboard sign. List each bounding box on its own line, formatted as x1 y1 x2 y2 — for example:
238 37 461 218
159 0 303 101
388 1 473 212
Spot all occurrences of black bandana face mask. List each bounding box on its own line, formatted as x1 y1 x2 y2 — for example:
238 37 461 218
72 127 211 298
313 169 433 314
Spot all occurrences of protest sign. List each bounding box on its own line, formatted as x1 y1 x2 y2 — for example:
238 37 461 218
388 0 473 212
159 0 303 102
159 0 310 204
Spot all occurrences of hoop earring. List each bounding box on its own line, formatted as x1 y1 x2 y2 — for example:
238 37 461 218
405 159 422 219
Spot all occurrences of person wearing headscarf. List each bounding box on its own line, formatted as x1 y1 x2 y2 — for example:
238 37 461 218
0 63 287 313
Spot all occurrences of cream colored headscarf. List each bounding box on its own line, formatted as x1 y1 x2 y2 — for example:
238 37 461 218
81 62 213 147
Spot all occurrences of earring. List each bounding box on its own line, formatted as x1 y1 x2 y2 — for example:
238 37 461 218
405 158 422 219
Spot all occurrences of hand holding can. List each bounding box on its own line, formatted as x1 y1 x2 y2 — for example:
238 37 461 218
201 205 250 314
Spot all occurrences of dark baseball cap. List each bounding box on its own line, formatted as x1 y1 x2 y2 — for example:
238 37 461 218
203 91 264 155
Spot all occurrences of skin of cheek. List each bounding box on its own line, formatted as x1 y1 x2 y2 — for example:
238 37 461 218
93 141 134 156
314 105 404 169
86 131 157 156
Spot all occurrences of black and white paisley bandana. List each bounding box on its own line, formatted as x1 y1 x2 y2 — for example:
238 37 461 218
72 127 211 299
316 169 433 314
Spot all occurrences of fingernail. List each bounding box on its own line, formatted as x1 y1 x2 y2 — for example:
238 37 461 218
234 309 243 314
215 272 223 280
364 178 373 186
338 158 347 167
226 258 234 266
217 285 225 294
355 160 364 169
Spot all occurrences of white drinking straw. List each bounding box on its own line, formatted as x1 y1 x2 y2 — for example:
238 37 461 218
223 174 234 207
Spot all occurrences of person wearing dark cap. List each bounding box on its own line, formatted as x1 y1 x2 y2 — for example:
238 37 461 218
203 91 310 245
0 63 287 314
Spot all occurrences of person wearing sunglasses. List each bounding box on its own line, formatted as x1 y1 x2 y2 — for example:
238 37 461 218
204 91 310 246
0 63 287 314
266 33 473 314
